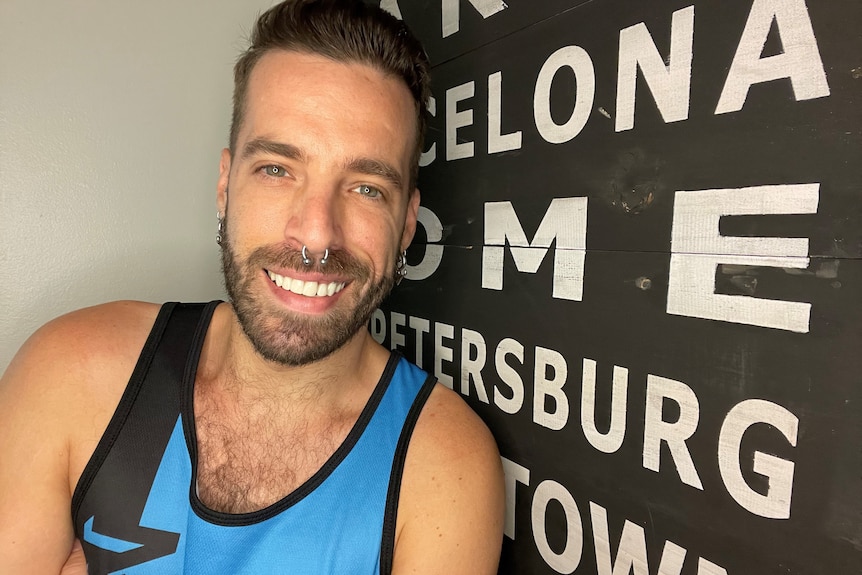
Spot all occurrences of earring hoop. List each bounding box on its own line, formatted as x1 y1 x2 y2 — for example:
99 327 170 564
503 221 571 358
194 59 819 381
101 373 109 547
216 212 224 245
395 249 408 285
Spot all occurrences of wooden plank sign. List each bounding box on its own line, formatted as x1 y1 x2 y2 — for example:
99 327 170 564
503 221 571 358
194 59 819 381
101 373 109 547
375 1 862 573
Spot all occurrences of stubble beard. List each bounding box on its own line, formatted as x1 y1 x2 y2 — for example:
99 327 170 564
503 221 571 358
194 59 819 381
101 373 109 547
220 225 395 367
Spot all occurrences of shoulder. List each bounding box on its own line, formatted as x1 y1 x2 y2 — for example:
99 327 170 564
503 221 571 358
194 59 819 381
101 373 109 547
1 301 163 479
410 383 500 469
393 382 504 574
4 300 161 394
0 301 162 572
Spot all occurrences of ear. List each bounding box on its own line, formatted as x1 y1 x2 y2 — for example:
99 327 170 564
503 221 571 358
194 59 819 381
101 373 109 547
217 148 232 214
400 187 421 251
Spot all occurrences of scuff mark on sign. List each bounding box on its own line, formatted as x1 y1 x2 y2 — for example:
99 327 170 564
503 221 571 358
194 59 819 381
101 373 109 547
605 148 664 215
635 276 653 291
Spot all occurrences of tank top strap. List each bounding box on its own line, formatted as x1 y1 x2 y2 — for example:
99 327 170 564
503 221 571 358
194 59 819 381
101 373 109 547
72 301 219 543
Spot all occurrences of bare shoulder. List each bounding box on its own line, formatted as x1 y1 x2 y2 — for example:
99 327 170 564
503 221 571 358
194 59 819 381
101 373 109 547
14 300 160 364
0 300 161 573
1 301 163 478
410 383 500 468
2 299 162 455
2 300 160 405
393 383 505 575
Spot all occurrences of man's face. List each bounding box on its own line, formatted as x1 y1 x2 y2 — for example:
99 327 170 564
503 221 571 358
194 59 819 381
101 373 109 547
217 50 420 366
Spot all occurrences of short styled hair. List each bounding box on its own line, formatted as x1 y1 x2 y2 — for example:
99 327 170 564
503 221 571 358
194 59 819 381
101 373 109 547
231 0 431 190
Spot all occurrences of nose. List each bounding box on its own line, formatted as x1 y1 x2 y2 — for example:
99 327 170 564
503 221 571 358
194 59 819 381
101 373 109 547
284 182 342 259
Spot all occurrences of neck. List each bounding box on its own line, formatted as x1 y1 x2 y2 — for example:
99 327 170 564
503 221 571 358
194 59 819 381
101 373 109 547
197 303 386 411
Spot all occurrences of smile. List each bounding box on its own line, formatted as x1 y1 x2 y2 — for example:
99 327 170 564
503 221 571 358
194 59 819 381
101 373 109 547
267 270 346 297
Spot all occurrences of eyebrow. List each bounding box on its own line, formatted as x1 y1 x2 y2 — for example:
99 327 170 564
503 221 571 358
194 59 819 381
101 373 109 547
345 157 405 192
241 138 405 191
241 138 305 162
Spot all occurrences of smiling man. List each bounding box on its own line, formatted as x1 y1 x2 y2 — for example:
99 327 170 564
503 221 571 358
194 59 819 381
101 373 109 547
0 1 504 573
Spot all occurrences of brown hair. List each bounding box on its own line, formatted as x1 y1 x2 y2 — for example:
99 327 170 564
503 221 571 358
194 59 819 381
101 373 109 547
231 0 431 190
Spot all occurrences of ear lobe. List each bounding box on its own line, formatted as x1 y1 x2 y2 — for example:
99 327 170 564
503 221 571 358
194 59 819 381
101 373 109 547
217 148 232 214
401 188 421 251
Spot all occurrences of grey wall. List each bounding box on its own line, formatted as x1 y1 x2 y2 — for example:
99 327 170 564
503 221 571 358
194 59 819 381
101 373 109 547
1 0 276 372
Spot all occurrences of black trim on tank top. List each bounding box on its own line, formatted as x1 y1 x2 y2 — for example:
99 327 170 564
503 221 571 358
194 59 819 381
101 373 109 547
71 302 178 520
186 350 404 526
179 299 217 468
379 374 437 575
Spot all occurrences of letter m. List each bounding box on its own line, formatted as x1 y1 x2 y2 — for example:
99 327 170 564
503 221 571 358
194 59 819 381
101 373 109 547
482 198 587 300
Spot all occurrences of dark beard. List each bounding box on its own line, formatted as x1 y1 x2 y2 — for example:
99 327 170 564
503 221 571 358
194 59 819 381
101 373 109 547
220 224 395 366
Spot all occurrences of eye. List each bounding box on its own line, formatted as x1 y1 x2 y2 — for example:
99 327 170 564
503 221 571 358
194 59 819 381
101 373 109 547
260 164 287 178
354 184 381 198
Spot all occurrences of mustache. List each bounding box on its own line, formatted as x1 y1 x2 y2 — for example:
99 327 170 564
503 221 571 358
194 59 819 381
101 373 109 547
245 244 370 279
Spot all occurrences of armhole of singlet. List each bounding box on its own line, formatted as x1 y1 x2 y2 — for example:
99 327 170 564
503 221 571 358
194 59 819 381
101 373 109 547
70 302 179 523
379 373 437 575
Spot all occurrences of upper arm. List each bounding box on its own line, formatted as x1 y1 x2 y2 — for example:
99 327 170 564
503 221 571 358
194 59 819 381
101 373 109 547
392 384 505 575
0 301 157 574
0 324 80 573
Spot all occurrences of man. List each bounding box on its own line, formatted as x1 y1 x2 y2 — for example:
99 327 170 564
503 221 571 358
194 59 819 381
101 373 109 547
0 1 504 573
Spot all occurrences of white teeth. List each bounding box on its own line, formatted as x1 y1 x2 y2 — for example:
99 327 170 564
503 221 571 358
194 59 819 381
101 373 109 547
267 270 345 298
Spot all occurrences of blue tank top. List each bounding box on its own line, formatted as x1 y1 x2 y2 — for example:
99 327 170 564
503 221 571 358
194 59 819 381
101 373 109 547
71 302 435 575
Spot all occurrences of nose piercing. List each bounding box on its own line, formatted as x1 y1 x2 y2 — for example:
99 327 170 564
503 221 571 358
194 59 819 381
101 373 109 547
302 245 329 266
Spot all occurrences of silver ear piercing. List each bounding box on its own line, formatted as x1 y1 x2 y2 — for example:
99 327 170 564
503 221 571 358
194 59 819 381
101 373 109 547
216 212 224 245
302 245 329 266
395 249 408 285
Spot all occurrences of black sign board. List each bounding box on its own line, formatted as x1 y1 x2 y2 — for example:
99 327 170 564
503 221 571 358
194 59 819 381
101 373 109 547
375 1 862 573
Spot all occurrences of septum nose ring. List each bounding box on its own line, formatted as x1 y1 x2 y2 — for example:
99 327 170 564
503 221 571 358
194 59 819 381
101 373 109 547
302 245 329 266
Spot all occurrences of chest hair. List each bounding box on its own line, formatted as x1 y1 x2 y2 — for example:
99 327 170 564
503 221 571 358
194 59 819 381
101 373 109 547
194 393 356 514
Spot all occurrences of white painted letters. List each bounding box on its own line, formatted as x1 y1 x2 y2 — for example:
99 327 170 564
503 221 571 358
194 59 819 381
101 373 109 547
488 71 523 154
442 0 507 38
533 346 569 431
494 337 526 414
406 206 444 281
446 81 476 161
591 502 645 575
461 328 490 403
616 6 695 131
643 375 704 490
419 96 437 167
718 399 798 519
408 315 431 369
532 480 583 574
716 0 829 114
581 359 628 454
668 184 819 332
434 321 455 388
379 0 403 19
483 197 588 300
502 456 530 540
534 46 596 144
390 311 406 351
369 308 386 344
